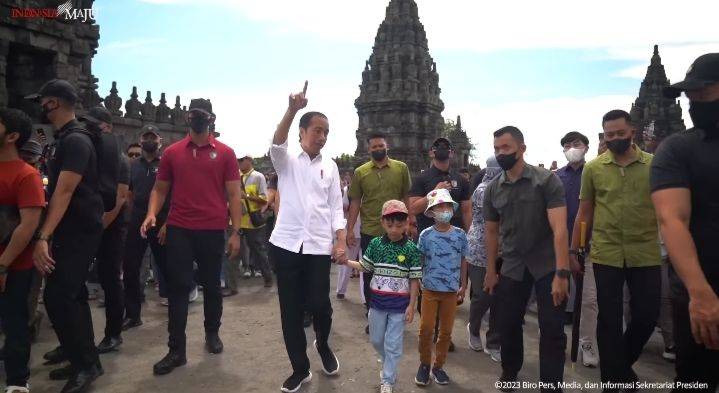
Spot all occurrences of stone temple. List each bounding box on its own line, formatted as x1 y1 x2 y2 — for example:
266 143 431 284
354 0 450 173
0 0 199 147
630 45 686 151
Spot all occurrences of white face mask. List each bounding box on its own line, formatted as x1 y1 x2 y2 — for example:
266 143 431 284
564 147 586 164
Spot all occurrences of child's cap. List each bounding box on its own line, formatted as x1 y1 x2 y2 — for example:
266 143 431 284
424 188 459 217
382 200 408 217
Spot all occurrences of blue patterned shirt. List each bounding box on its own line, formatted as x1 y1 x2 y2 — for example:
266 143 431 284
417 226 468 292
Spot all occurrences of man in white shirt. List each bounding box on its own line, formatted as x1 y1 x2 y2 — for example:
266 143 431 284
269 81 348 393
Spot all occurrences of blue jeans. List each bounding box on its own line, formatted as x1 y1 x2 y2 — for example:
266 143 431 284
369 308 406 386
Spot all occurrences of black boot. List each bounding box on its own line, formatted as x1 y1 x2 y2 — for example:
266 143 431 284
153 351 187 376
97 336 123 354
205 332 224 354
60 362 103 393
43 346 67 365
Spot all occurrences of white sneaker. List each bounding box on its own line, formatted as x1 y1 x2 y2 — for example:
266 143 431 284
6 385 29 393
467 323 483 351
580 341 598 368
189 287 199 303
254 271 263 278
380 383 393 393
484 347 501 363
662 346 676 362
243 271 252 278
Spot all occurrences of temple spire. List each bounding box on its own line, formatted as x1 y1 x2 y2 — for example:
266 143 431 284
630 45 686 151
355 0 444 173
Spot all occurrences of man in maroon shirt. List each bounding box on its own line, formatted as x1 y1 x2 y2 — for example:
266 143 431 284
141 99 243 376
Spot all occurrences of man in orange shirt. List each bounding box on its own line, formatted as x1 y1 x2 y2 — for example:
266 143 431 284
0 108 45 393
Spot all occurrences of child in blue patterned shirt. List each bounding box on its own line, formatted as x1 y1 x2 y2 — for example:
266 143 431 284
414 188 468 387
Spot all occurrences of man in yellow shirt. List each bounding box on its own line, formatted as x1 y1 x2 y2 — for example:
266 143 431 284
571 110 661 389
237 154 272 288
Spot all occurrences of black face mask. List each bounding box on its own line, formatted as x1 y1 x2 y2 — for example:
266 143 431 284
434 148 450 161
40 102 57 124
370 149 387 162
496 151 519 171
141 141 159 153
606 137 632 154
689 99 719 134
189 116 210 134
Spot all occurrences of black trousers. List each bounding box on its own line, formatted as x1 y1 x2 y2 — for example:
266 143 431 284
164 226 224 354
96 215 128 338
497 269 566 387
0 269 34 386
670 269 719 392
593 263 660 384
359 234 374 310
44 224 102 370
270 244 333 375
123 215 167 321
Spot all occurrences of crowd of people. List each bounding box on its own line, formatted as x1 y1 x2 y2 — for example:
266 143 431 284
0 53 717 393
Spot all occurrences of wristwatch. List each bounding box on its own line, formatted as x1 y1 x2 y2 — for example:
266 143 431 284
234 228 244 237
33 232 51 242
555 269 571 279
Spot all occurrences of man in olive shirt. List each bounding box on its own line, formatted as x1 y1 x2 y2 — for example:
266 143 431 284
571 110 661 389
483 126 570 390
347 132 412 331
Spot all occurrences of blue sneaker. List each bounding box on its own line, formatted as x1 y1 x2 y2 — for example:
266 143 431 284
414 364 431 386
431 367 450 385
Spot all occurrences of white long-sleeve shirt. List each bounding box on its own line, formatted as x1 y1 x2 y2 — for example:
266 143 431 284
269 140 346 255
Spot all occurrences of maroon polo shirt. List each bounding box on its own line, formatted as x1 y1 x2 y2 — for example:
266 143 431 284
157 135 240 230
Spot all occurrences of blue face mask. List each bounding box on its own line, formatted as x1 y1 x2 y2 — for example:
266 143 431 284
434 210 453 224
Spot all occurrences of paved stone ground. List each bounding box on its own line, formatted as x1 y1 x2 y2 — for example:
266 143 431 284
18 265 674 393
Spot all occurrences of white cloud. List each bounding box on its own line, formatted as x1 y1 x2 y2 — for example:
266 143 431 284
183 0 719 52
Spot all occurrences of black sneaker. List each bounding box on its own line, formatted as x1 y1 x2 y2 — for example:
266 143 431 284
97 336 123 354
415 364 431 386
313 340 339 376
431 367 450 385
281 371 312 393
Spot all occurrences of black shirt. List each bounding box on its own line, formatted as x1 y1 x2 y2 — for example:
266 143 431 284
409 165 472 233
129 156 169 223
46 119 103 230
651 128 719 280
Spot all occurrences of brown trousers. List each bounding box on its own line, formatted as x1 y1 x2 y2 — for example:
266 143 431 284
418 289 458 368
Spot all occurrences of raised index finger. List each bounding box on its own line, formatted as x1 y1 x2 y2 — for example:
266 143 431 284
302 80 308 96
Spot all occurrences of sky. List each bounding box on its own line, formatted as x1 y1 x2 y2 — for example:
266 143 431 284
91 0 719 167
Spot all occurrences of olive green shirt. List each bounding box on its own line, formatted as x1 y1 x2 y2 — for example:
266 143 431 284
349 158 411 237
579 146 661 268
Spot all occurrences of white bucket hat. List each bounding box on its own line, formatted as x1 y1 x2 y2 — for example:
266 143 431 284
424 188 459 217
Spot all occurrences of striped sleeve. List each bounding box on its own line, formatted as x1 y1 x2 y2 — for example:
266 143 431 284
360 238 378 272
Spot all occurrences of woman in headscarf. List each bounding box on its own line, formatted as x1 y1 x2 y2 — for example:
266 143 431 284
465 156 502 361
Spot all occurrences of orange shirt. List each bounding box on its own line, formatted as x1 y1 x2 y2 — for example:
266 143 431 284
0 160 45 271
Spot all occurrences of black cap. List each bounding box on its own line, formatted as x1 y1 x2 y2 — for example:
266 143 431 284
431 137 453 149
188 98 213 115
140 124 161 138
664 53 719 98
78 106 112 125
24 79 79 104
